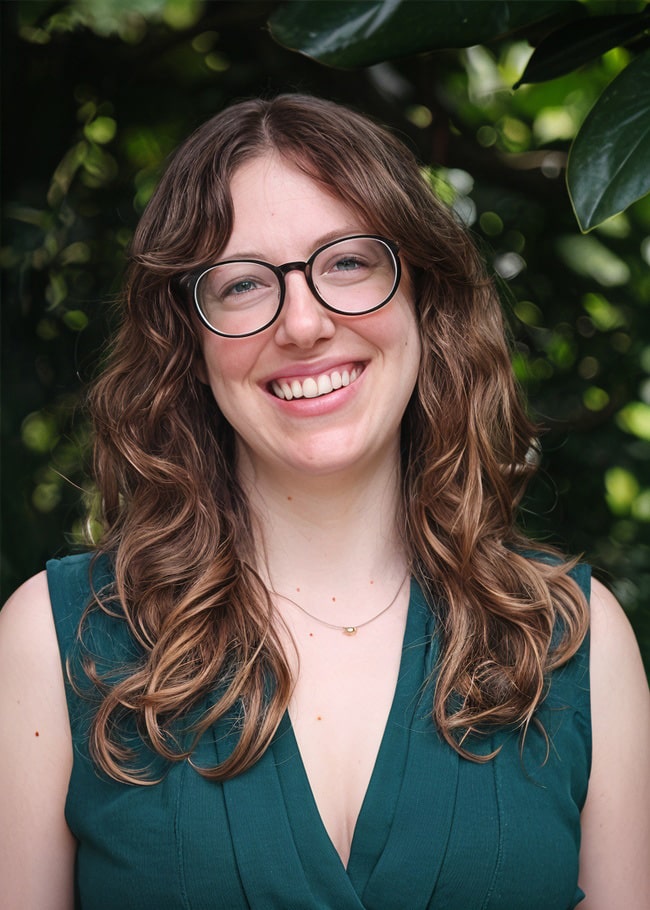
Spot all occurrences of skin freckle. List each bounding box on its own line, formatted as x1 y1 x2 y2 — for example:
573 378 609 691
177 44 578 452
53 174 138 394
34 731 39 737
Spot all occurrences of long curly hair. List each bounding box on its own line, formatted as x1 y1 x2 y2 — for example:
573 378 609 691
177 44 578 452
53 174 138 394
85 94 589 782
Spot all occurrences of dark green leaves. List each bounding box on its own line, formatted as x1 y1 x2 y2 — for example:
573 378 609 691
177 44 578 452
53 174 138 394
514 8 650 86
270 0 650 231
568 50 650 231
269 0 574 68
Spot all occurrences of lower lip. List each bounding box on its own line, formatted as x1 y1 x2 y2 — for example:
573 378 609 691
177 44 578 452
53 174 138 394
266 368 365 416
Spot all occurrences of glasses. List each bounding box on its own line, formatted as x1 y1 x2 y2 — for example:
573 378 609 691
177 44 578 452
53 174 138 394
190 234 401 338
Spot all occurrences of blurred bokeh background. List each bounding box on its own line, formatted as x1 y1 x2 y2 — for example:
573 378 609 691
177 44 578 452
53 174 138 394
2 0 649 671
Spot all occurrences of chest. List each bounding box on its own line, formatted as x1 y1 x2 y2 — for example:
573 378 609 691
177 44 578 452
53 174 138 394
285 612 406 867
67 708 588 910
64 586 591 909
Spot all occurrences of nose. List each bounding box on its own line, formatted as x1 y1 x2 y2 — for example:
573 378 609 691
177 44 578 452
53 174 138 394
273 270 336 349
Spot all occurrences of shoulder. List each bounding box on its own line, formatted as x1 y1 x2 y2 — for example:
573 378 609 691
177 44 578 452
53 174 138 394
1 552 109 688
0 573 76 907
0 570 70 740
588 578 648 714
587 577 649 745
0 571 58 662
578 578 650 908
589 577 638 647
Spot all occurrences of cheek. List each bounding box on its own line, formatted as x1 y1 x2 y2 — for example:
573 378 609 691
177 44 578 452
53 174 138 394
198 332 261 404
397 309 422 398
390 297 421 366
194 355 209 386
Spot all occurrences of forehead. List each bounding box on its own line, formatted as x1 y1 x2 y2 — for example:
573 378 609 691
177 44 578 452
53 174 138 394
223 154 368 260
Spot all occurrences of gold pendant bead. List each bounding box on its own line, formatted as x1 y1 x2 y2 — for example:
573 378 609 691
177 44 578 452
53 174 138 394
271 573 409 637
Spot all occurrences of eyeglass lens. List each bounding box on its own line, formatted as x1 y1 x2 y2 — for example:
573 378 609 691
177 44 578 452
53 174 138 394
194 236 397 337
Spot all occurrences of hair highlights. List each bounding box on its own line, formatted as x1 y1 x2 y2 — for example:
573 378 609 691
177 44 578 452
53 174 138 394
85 95 588 780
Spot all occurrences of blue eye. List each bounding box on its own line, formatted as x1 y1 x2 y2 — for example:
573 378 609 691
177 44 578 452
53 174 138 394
227 278 260 296
332 256 363 272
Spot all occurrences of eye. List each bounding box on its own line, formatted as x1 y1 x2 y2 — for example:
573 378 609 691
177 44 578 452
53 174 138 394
199 263 278 311
330 255 364 273
319 252 372 281
223 277 264 297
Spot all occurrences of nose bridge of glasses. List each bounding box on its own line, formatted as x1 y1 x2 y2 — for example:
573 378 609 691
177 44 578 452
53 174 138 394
277 258 322 308
278 260 309 278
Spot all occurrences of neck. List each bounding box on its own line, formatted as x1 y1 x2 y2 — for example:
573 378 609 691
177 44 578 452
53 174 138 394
238 448 409 601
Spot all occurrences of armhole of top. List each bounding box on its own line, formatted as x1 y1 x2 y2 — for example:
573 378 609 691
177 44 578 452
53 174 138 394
46 553 95 664
568 561 592 605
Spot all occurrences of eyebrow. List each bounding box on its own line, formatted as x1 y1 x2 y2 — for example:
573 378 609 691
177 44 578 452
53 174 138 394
219 226 369 262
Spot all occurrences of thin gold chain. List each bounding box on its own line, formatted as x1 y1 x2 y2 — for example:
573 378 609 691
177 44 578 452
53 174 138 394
271 572 409 636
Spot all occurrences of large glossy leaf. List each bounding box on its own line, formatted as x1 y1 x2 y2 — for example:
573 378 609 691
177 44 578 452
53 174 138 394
568 50 650 231
269 0 575 68
514 10 650 87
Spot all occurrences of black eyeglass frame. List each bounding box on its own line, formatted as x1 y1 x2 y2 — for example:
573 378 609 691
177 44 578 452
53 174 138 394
189 234 402 339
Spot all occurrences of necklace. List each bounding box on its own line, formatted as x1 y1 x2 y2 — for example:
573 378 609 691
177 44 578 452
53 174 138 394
272 572 409 636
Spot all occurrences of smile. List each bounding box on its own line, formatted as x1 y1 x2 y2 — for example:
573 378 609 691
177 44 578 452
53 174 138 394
270 365 363 400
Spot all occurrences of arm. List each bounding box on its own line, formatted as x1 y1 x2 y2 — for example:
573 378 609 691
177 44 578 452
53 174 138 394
579 578 650 909
0 572 76 910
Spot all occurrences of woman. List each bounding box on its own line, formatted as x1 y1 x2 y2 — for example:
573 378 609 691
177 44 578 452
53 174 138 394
1 95 648 909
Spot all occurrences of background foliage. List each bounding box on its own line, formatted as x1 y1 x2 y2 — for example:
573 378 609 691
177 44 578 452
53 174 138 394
2 0 649 671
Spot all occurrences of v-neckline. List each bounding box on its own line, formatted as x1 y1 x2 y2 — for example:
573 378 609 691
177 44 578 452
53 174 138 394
272 580 432 873
212 580 461 909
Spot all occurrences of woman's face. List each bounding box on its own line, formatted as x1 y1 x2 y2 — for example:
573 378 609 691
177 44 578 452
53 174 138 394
197 154 421 485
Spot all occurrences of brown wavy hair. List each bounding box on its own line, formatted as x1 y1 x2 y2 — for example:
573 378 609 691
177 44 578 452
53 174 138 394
85 94 589 782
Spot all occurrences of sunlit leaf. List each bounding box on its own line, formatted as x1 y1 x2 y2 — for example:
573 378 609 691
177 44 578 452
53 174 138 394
63 310 89 331
21 412 60 454
582 292 626 331
632 490 650 521
269 0 575 68
556 235 630 285
84 116 117 144
605 465 639 514
162 0 203 30
32 483 62 513
514 10 650 87
617 401 650 441
583 386 610 411
568 50 650 231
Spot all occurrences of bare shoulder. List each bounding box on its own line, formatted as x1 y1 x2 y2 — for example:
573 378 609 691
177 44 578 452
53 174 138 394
1 570 56 647
588 577 650 760
0 571 66 703
0 572 76 909
589 577 646 660
0 569 74 761
587 578 650 734
578 577 650 909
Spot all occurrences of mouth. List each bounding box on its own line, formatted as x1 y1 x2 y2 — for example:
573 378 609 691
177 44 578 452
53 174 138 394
269 364 364 400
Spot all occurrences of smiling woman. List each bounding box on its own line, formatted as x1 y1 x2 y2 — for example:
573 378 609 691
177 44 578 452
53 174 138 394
1 94 648 910
196 155 420 483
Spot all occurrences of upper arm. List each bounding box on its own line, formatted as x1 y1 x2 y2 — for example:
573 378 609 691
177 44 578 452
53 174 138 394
0 572 76 910
579 578 650 909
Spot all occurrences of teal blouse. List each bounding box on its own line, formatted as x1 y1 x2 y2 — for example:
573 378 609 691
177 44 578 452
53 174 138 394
47 552 591 909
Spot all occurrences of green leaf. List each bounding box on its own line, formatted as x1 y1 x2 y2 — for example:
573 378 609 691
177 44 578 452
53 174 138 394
514 10 650 87
269 0 575 68
568 50 650 231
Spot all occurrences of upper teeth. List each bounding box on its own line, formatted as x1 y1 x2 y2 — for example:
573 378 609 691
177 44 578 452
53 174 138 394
271 367 360 400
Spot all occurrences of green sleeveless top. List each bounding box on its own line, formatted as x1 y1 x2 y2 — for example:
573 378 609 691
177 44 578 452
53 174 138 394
47 552 591 909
